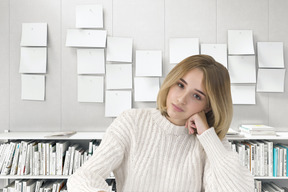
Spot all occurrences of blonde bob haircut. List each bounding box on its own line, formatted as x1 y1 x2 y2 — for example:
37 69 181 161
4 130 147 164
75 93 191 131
157 55 233 140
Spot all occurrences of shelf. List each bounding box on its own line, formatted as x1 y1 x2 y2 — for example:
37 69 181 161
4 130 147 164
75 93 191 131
0 131 105 140
254 176 288 180
0 175 115 180
0 175 69 179
2 131 288 141
227 131 288 141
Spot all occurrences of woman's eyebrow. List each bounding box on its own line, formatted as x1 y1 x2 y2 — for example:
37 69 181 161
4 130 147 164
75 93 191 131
180 78 187 85
195 89 206 97
180 78 206 97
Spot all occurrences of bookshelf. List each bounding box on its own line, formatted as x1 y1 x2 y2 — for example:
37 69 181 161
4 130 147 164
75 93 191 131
227 131 288 190
2 131 288 190
0 131 116 191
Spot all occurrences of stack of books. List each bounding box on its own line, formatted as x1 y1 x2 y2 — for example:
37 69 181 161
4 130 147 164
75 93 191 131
255 180 288 192
239 124 276 136
226 128 243 138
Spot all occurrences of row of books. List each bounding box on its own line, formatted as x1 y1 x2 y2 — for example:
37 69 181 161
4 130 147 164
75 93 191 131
229 140 288 177
0 139 101 176
3 179 66 192
239 124 276 136
254 180 288 192
3 179 117 192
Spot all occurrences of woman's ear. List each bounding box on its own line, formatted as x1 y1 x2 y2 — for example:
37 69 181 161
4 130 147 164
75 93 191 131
204 107 212 113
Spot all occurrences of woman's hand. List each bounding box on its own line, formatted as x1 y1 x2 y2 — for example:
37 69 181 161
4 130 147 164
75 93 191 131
185 111 210 135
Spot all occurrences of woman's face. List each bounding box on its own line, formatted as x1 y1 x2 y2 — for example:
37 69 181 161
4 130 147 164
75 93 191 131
166 68 209 126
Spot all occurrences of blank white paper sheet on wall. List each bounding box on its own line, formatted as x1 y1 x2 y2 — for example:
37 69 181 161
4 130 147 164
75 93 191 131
200 44 228 68
21 23 47 46
78 76 104 103
66 29 107 47
21 74 45 101
257 69 286 92
134 77 159 102
19 47 47 73
228 56 256 83
135 50 162 76
257 42 284 68
76 5 103 29
77 49 105 74
169 38 199 64
228 30 254 55
231 85 256 104
106 64 132 89
105 91 132 117
106 37 133 62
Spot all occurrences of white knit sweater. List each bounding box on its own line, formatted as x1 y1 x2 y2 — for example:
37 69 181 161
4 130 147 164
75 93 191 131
67 108 254 192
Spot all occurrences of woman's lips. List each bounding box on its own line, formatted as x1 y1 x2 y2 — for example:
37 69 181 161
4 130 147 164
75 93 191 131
172 104 184 112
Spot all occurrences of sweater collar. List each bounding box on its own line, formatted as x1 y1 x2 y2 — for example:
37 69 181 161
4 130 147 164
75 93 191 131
151 108 188 136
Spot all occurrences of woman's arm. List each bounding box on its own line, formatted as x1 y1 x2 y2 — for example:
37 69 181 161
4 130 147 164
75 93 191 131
197 128 254 192
67 110 133 192
67 131 124 192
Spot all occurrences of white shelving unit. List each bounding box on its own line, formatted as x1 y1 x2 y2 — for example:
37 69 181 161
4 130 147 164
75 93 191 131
227 131 288 188
2 131 288 189
0 131 116 189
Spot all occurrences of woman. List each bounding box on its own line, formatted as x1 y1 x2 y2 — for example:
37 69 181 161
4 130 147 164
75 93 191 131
67 55 254 192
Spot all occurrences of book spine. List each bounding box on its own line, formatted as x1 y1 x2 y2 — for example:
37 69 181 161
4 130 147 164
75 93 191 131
41 143 46 175
10 143 20 175
56 143 62 175
1 142 16 175
251 145 255 175
73 150 79 174
24 144 32 175
255 145 259 176
263 143 268 176
46 143 50 176
273 147 278 177
51 152 56 175
38 143 43 175
18 141 28 175
246 146 250 171
268 142 273 177
34 151 40 176
287 148 288 177
69 146 75 175
0 144 9 173
23 180 27 192
30 144 34 175
279 148 284 177
63 150 70 176
283 148 287 177
88 140 93 156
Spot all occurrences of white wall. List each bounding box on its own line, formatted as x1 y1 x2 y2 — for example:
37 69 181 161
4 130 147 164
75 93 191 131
0 0 287 132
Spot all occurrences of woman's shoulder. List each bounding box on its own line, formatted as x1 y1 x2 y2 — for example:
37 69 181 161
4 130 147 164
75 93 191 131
106 108 158 143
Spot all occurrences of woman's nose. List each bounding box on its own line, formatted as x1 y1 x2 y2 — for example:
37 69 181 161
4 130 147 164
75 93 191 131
177 93 187 105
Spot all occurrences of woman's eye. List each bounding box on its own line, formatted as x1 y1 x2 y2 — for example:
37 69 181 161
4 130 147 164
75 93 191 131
193 94 201 100
177 82 184 88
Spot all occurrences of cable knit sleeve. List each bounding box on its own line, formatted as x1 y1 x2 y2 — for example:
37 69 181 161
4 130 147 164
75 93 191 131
197 128 254 192
67 110 133 192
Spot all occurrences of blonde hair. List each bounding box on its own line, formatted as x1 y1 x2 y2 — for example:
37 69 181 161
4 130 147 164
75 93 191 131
157 55 233 140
